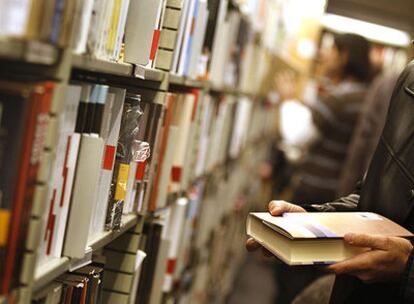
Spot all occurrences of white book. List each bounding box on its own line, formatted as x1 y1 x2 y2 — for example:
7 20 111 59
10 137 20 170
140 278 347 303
96 0 114 60
206 99 228 170
229 97 253 158
37 85 82 266
208 0 229 86
163 197 188 292
87 0 108 57
187 0 208 78
181 94 199 190
171 0 191 73
177 0 197 75
72 0 95 54
155 126 178 208
170 94 194 192
124 0 163 66
194 94 212 177
64 135 105 258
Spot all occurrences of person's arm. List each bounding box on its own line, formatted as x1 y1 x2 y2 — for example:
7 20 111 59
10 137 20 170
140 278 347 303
303 180 362 212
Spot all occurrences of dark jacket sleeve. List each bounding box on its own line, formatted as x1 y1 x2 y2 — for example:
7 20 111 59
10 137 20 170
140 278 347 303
302 180 362 212
401 246 414 303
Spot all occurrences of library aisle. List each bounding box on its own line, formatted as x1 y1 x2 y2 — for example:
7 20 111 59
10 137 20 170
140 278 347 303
0 0 413 303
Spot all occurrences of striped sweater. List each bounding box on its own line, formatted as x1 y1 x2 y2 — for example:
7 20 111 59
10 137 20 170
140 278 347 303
292 81 368 205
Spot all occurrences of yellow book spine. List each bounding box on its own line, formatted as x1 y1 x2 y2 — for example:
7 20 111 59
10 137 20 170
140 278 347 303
106 0 122 56
0 209 11 247
115 163 130 201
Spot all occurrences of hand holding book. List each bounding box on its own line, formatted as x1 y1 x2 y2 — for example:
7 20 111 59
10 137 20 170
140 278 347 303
246 200 414 284
326 233 413 283
245 200 306 255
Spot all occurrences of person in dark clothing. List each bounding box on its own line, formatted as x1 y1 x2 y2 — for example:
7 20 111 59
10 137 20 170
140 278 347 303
247 60 414 303
338 72 399 196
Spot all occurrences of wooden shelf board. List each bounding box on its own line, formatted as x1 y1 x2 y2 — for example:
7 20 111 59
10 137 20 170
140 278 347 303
134 65 166 82
71 54 133 76
87 214 139 251
33 214 140 292
0 39 58 65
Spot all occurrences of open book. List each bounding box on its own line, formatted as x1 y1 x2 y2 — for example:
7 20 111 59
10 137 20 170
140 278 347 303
246 212 413 265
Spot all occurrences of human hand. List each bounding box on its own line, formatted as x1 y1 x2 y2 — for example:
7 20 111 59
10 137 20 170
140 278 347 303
246 200 306 254
326 233 413 283
274 71 297 101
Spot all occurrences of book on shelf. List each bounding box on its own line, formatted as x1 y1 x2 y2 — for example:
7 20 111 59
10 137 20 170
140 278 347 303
0 81 54 295
72 0 131 61
105 92 143 230
89 87 126 240
0 0 75 46
38 84 82 267
163 197 188 292
169 92 196 193
140 101 165 212
247 212 414 265
147 94 173 211
124 0 164 67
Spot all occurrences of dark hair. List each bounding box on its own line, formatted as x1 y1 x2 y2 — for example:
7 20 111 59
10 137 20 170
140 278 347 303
334 33 372 82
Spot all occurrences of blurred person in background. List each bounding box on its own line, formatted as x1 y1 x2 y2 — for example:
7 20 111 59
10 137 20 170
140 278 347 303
278 33 373 205
273 33 373 304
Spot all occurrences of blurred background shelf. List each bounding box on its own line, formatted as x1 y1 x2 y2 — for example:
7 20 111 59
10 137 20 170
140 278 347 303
0 40 58 65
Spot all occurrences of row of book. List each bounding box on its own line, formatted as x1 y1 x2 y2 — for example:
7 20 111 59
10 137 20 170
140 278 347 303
0 0 276 89
33 145 274 304
0 72 278 300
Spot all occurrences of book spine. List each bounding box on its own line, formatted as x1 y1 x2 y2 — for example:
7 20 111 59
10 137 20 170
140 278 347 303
2 83 53 293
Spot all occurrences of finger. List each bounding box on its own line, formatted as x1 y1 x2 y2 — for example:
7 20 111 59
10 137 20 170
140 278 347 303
246 238 261 252
344 233 390 250
326 251 374 275
268 200 305 216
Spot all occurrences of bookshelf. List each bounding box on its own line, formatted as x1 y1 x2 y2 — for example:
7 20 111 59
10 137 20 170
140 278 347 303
87 214 142 251
32 214 143 293
0 0 291 303
0 40 58 65
71 54 133 77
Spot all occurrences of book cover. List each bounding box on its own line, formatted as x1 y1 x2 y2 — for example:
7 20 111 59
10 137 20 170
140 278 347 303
251 212 413 240
247 212 414 265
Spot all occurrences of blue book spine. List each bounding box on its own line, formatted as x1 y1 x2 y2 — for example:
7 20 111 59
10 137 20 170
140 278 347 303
50 0 66 44
184 0 200 76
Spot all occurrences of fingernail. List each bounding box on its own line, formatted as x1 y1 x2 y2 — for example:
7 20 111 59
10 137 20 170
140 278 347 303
345 233 355 244
270 202 281 214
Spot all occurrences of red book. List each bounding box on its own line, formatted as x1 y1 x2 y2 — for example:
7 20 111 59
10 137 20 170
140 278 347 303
149 94 176 211
1 82 53 294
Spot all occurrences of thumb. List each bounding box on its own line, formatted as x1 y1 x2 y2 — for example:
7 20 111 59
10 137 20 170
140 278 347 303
268 201 304 216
